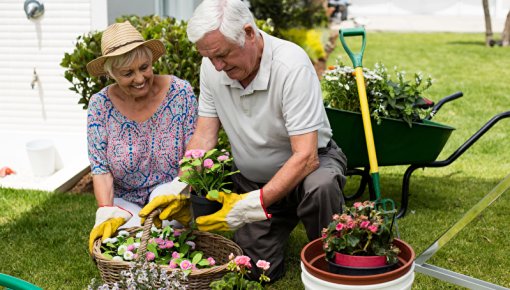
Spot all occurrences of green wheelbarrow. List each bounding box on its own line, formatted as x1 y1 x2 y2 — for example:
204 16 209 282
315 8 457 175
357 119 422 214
328 90 510 218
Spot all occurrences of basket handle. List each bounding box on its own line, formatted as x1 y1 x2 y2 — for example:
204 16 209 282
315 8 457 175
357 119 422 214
137 208 161 260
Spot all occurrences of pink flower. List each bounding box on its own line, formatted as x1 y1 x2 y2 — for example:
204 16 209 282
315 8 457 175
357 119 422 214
353 202 363 208
228 253 235 260
173 230 181 237
127 244 135 251
360 221 370 229
256 260 271 271
184 150 193 158
207 257 216 266
332 214 340 221
203 158 214 169
164 241 174 249
191 149 206 158
180 260 193 270
172 251 180 259
146 252 155 261
234 255 252 268
335 223 345 231
218 155 228 162
368 225 378 233
169 260 178 268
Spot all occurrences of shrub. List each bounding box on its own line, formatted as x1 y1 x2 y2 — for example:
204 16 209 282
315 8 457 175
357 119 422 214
60 15 201 110
280 28 327 63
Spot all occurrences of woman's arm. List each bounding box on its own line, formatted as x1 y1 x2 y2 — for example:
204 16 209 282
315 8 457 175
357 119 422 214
92 173 114 207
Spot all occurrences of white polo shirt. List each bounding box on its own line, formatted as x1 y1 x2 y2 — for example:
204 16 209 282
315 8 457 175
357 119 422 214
198 31 332 183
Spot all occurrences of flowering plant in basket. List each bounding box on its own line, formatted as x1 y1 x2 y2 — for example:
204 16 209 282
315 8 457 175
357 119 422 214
322 201 400 264
322 60 433 127
101 225 215 275
210 254 271 290
179 148 239 198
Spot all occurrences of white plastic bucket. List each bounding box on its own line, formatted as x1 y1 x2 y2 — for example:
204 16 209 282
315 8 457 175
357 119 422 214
26 139 56 177
301 262 415 290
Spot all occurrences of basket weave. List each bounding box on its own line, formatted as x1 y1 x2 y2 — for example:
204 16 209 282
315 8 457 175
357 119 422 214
92 209 243 289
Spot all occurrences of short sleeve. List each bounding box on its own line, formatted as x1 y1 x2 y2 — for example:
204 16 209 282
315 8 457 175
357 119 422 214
282 65 324 135
198 59 218 117
87 92 109 175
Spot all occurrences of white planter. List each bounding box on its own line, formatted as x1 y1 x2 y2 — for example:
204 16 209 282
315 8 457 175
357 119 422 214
301 262 415 290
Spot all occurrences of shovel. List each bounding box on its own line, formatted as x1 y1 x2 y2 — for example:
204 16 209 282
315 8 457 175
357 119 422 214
338 27 398 225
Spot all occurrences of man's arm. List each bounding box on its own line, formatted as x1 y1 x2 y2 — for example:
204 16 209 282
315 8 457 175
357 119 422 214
261 131 320 206
186 116 221 151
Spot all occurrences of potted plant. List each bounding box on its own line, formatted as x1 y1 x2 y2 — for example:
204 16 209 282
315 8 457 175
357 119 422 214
178 148 239 218
300 201 415 289
321 61 455 168
322 201 399 275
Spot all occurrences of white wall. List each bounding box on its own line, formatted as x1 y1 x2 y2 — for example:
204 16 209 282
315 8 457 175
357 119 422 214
0 0 107 191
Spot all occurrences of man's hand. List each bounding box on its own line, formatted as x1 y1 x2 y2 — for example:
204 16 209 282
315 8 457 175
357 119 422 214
196 189 272 232
139 178 191 228
89 206 132 253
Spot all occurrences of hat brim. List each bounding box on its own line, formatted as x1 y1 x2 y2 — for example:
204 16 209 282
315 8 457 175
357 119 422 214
86 39 165 77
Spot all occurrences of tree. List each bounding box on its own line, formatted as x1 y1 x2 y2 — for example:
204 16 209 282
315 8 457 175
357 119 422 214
502 10 510 46
482 0 493 46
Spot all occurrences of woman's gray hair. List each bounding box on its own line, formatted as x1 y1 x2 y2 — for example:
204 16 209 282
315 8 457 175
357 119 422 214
103 45 153 79
187 0 259 47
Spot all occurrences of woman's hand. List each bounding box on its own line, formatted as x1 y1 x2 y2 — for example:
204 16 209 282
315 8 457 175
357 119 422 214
89 206 132 253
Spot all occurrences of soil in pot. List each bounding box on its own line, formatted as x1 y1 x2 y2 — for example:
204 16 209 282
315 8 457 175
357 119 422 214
189 192 222 219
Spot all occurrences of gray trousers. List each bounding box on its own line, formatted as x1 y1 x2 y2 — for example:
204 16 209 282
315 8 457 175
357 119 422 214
232 140 347 281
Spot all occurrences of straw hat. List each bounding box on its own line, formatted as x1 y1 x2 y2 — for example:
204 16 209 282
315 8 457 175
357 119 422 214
86 21 165 77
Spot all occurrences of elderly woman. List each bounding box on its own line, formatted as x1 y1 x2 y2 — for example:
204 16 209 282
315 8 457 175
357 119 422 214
86 21 197 252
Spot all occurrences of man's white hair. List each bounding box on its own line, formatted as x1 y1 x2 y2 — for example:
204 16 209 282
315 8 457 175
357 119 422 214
187 0 259 47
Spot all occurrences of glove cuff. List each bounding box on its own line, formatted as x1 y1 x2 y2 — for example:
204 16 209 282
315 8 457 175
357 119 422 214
95 206 133 227
259 188 272 219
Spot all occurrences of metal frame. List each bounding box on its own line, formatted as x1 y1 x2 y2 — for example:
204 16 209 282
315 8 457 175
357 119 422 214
413 174 510 289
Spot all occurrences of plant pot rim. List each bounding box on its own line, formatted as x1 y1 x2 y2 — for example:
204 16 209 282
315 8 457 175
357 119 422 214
300 238 415 285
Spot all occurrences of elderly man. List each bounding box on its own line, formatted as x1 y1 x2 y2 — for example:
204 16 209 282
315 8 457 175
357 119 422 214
141 0 347 281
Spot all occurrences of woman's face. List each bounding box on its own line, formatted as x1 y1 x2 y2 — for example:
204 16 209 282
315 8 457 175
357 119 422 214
111 54 154 99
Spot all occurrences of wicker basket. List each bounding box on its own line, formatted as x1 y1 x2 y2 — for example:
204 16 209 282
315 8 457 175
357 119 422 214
92 209 243 289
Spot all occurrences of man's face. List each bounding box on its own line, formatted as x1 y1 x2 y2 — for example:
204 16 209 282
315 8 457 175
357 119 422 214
196 27 260 87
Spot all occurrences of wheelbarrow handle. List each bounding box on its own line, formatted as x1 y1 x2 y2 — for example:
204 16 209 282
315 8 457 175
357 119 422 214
339 27 367 68
426 91 464 120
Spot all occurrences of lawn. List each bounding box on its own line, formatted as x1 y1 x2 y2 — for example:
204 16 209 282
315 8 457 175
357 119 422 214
1 32 509 289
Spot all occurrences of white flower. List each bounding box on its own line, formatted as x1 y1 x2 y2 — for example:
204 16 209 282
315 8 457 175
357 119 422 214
123 250 135 261
118 230 130 237
117 244 128 255
344 84 350 91
112 256 123 262
133 242 140 249
102 237 118 244
151 226 161 234
135 231 143 238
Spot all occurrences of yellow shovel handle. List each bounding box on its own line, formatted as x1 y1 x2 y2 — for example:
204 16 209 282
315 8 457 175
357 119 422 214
354 67 379 174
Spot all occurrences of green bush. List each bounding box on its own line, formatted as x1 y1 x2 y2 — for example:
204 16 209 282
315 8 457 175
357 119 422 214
280 28 327 63
60 15 201 109
249 0 328 36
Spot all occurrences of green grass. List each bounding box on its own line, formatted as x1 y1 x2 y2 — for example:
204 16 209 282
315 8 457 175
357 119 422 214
1 32 509 289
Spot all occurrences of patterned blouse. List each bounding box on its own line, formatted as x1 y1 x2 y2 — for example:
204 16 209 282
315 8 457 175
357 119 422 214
87 76 198 206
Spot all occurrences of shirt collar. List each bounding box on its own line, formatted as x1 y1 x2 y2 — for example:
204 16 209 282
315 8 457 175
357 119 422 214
220 30 272 91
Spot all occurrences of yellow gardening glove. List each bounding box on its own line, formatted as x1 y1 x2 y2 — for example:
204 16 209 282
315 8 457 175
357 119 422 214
88 206 132 253
139 177 191 227
196 189 272 232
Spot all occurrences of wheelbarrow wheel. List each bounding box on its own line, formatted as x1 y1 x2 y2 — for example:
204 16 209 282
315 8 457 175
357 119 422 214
344 167 373 200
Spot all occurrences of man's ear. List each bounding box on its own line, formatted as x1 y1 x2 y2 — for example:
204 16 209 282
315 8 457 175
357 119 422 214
244 24 256 41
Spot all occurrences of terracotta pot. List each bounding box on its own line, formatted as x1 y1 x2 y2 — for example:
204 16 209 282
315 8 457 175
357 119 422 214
300 238 415 287
189 192 222 219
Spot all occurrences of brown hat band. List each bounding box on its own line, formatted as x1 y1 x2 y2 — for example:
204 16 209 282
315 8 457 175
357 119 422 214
103 39 144 55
